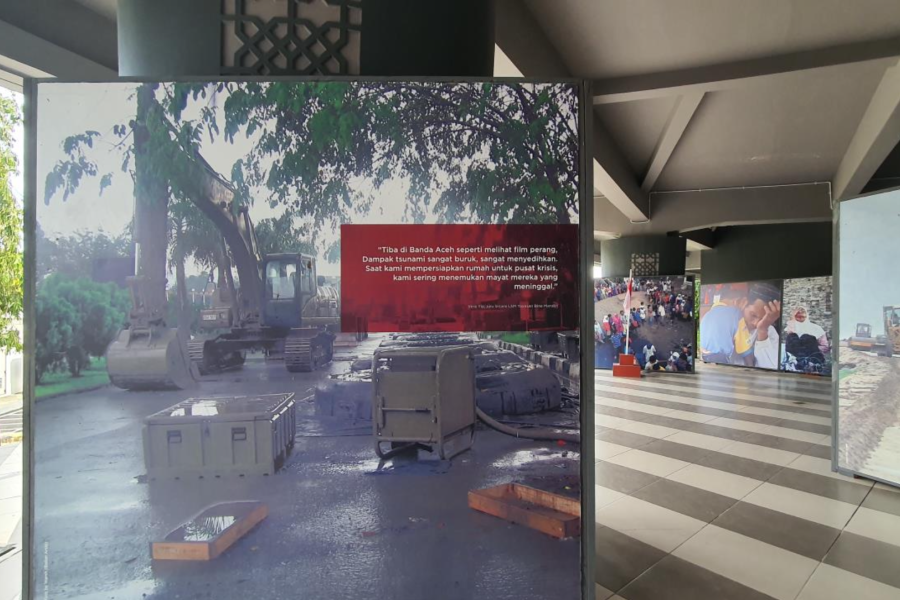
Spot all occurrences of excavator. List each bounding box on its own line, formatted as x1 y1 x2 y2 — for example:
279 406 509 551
186 215 341 376
879 305 900 357
847 308 900 358
106 84 339 390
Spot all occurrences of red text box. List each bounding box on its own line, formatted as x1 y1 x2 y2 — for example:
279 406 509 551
340 224 579 333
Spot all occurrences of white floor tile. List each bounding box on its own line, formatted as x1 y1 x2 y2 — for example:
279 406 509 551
718 440 800 467
673 525 819 600
667 464 762 500
874 482 900 494
757 424 832 444
615 420 683 439
594 440 632 460
738 406 832 426
844 506 900 547
595 396 671 416
788 455 872 486
796 563 900 600
705 416 769 433
596 414 637 430
663 430 734 452
595 485 627 512
596 495 706 553
595 583 614 600
605 449 690 478
742 483 856 529
594 383 735 412
658 408 718 423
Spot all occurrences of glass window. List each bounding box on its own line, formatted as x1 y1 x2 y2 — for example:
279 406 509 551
266 260 297 299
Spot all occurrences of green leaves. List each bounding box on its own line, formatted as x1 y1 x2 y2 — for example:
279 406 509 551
0 93 22 352
99 173 113 196
35 274 129 381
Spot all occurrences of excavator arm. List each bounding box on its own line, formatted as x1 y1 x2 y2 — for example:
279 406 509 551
108 85 266 390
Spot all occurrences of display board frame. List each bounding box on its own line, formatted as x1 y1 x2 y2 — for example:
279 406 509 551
778 276 834 378
593 274 697 374
21 75 596 600
698 278 785 373
833 186 900 488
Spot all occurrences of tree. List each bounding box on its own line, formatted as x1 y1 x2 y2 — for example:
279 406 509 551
218 81 580 224
46 81 579 233
35 275 129 379
36 223 132 284
0 93 22 352
41 82 579 337
254 211 316 256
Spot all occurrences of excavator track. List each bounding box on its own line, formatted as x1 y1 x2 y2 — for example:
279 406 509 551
187 339 245 374
284 334 332 372
187 340 206 372
284 336 315 372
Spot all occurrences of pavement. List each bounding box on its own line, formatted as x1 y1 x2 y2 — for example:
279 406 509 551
30 339 581 600
0 396 23 445
0 438 22 600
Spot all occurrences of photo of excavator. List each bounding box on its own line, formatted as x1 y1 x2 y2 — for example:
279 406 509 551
33 79 583 600
105 87 339 391
847 307 900 357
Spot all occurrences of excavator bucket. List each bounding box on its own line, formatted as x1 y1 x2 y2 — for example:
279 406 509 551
107 326 198 390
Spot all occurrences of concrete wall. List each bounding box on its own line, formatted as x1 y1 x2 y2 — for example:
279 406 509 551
598 236 686 278
361 0 494 76
701 222 833 284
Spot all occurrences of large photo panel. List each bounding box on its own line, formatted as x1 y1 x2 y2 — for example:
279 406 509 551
29 80 585 599
699 280 783 371
593 276 695 372
780 276 833 377
838 189 900 486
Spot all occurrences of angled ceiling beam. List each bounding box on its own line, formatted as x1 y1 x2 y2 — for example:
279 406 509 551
593 183 832 238
833 59 900 201
0 18 116 80
494 0 649 220
641 92 704 192
594 36 900 104
0 53 52 92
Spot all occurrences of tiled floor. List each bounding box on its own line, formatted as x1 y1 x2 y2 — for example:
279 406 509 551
594 365 900 600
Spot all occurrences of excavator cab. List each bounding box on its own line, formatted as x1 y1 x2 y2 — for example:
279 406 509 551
262 254 315 329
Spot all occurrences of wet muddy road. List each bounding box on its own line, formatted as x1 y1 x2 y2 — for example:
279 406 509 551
32 342 581 600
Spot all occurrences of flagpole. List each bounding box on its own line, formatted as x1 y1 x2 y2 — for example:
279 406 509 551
624 268 632 356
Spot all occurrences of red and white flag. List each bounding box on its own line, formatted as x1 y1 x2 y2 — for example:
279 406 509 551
623 269 633 312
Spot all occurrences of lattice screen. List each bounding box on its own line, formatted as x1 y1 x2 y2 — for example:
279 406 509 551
221 0 362 75
631 252 660 276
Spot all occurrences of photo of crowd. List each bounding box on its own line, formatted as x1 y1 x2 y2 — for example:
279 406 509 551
699 280 783 371
781 277 833 377
594 276 695 372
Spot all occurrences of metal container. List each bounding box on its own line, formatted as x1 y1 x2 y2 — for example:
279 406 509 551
143 393 295 480
373 346 476 459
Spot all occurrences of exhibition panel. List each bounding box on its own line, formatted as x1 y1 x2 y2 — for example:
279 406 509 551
780 276 833 377
27 79 587 599
837 189 900 487
593 276 695 372
699 280 783 371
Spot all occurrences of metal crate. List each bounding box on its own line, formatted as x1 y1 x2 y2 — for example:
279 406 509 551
143 393 295 480
373 346 476 459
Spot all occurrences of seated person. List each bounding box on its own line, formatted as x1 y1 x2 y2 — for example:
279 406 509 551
645 356 664 372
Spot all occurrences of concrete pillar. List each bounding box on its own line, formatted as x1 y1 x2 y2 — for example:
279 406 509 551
118 0 220 77
599 236 687 278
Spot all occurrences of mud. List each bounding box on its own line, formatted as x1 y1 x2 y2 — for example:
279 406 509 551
839 346 900 482
32 339 581 600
